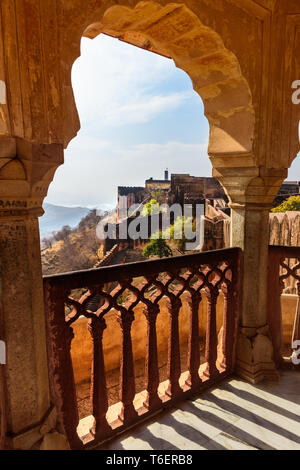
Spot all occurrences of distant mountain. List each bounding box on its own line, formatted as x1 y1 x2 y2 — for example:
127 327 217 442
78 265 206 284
39 203 91 238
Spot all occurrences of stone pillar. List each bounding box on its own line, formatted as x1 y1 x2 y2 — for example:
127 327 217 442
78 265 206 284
0 137 68 449
214 166 287 383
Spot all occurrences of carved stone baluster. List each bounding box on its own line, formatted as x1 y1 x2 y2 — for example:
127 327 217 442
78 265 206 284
117 309 138 424
44 283 83 449
203 286 219 380
143 303 162 410
88 316 111 440
219 283 234 372
64 325 83 446
267 252 285 368
166 296 182 398
185 291 202 389
292 281 300 368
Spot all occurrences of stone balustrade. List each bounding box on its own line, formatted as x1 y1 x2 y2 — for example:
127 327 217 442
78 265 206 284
43 248 241 449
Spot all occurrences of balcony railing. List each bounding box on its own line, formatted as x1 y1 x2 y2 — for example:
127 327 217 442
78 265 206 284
268 245 300 369
43 248 241 449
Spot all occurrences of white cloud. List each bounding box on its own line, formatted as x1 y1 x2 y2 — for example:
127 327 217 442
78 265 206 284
46 139 211 207
72 35 193 127
102 91 193 126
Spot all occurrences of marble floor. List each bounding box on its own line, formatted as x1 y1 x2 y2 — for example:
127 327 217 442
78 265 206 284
99 371 300 450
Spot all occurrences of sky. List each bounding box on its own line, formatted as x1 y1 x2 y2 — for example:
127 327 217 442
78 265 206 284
45 34 211 209
45 34 300 209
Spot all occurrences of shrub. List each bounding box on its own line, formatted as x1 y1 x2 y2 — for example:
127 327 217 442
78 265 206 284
272 195 300 213
142 235 172 259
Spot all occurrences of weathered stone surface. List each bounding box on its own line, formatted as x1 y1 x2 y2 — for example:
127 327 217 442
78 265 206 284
237 333 253 364
40 432 70 451
9 424 42 451
253 334 273 363
40 407 58 437
257 325 270 336
236 326 279 384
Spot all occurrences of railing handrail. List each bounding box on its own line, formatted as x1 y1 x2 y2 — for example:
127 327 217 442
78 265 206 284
43 247 241 290
269 245 300 257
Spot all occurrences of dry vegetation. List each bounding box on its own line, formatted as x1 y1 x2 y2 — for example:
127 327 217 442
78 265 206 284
41 210 104 275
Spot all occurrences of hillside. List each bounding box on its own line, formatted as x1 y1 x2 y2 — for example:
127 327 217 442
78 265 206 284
39 203 91 238
41 209 103 275
40 206 184 275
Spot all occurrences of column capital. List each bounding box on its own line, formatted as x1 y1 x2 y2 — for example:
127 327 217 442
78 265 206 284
213 165 288 207
0 137 63 219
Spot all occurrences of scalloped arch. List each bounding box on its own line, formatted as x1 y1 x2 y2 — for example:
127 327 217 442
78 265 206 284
66 1 255 169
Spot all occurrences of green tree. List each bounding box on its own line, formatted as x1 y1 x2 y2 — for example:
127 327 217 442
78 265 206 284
159 216 195 253
142 198 161 216
272 195 300 213
142 234 172 259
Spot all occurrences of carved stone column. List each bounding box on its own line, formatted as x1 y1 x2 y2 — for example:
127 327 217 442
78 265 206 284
214 166 287 383
0 137 68 449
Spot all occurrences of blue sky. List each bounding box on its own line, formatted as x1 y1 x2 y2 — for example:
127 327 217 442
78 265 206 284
45 34 300 209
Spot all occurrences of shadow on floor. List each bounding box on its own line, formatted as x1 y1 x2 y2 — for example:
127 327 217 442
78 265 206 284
100 371 300 451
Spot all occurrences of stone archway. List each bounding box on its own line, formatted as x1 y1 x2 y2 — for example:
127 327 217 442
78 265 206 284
1 1 300 449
